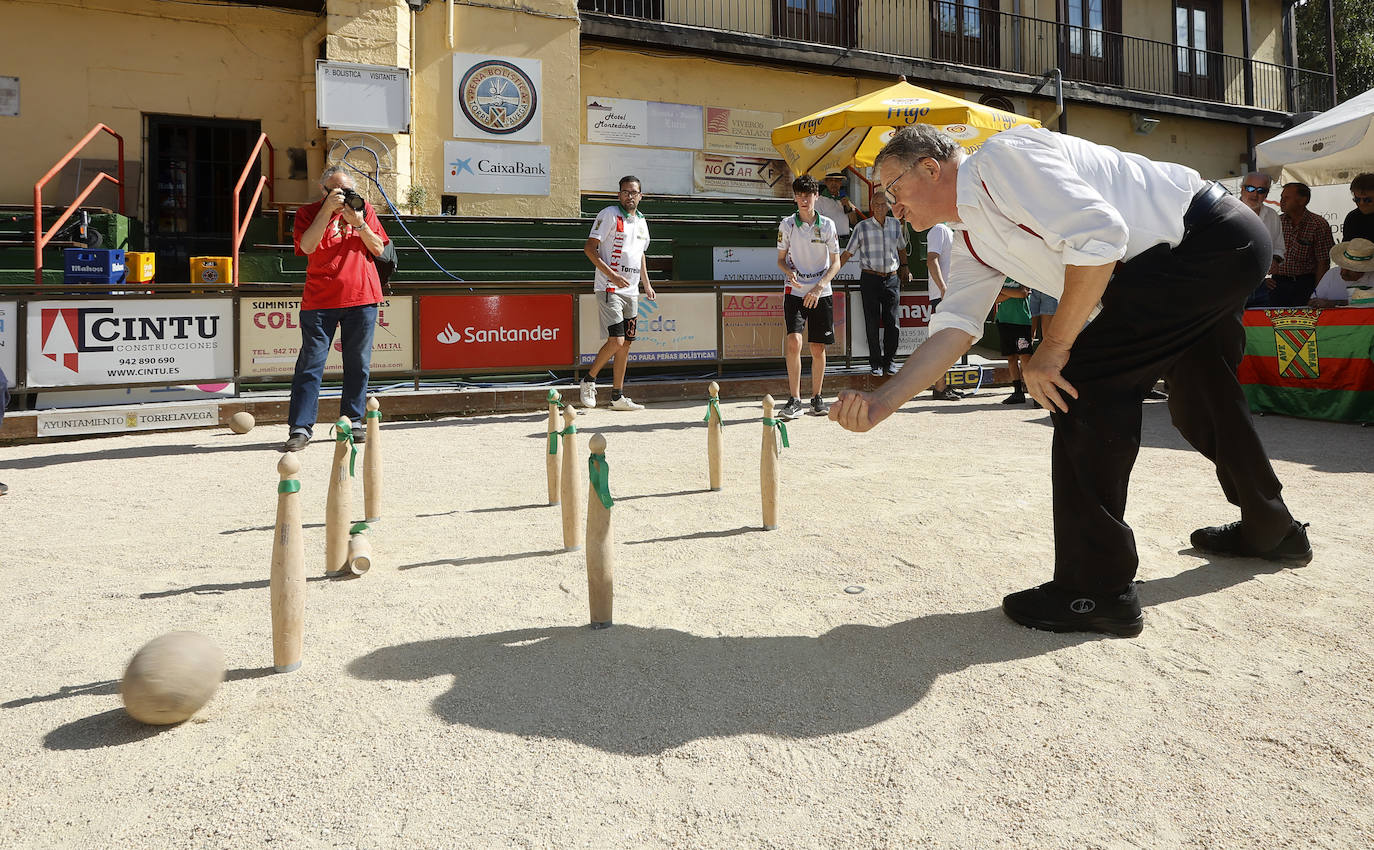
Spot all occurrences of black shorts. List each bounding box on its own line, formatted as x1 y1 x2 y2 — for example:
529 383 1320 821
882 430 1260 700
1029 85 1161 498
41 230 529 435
997 321 1034 356
783 294 835 345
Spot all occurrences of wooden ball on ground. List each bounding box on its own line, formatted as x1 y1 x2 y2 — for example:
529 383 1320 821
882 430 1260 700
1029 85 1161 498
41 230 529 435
120 631 225 725
228 411 255 434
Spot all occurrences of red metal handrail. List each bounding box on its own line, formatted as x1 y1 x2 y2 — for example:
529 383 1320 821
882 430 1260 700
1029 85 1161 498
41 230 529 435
231 133 276 285
33 123 125 284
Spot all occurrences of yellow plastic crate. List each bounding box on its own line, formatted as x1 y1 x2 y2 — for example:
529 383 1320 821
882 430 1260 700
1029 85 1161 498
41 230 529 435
125 251 155 283
190 256 232 285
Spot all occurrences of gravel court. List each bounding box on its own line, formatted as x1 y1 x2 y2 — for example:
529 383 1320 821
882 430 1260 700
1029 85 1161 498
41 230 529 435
1 391 1371 849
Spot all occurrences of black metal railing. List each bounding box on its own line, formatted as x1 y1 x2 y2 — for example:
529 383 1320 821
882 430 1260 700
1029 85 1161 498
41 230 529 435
578 0 1333 113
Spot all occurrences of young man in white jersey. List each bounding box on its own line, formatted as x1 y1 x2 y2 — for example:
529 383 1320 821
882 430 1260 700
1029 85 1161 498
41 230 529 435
776 174 842 420
581 175 657 410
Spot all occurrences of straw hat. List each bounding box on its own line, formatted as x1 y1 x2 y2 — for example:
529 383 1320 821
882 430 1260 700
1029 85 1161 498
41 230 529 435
824 171 846 179
1330 237 1374 272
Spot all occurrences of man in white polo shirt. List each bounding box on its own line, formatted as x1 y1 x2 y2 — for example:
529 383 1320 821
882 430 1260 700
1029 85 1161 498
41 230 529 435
831 124 1309 638
581 175 656 411
776 174 842 420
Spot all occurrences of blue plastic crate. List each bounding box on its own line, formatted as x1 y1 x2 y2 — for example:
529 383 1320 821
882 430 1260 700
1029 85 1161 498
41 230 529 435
64 249 126 284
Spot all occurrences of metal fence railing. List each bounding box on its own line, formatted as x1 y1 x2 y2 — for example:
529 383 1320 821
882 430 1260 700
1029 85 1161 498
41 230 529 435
578 0 1333 113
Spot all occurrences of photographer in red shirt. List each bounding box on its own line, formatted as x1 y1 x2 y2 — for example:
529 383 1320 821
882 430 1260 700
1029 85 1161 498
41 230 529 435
281 166 389 452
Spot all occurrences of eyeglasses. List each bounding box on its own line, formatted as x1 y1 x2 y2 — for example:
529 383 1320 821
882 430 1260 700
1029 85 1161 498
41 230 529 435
1241 185 1269 194
619 189 642 196
880 159 927 204
1354 195 1374 204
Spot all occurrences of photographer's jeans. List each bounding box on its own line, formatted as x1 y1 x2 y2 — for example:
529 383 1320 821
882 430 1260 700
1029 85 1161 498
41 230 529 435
287 304 378 436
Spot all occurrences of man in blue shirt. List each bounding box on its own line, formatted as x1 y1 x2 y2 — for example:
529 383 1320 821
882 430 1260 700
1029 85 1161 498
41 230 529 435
841 192 910 376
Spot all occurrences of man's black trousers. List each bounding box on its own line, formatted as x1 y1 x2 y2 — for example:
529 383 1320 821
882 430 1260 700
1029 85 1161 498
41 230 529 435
859 271 901 371
1052 193 1294 594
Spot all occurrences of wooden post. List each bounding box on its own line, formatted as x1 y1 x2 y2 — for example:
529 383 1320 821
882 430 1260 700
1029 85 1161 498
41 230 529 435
324 418 354 576
363 396 382 522
559 404 583 551
270 453 305 673
761 395 780 531
706 381 723 491
585 433 614 629
546 389 562 506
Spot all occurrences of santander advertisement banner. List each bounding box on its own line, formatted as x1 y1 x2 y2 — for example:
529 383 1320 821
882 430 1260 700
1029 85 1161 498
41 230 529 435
420 295 573 370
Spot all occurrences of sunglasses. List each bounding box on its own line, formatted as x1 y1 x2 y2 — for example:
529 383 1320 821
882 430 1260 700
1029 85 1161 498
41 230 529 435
1241 185 1269 194
1354 195 1374 204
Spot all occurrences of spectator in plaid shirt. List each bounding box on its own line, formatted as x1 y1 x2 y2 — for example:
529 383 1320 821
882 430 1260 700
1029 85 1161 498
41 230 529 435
841 192 910 376
1253 182 1334 307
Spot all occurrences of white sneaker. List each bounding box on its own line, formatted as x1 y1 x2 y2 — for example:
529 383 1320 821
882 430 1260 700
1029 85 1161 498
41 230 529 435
579 378 596 408
610 395 644 411
871 367 883 377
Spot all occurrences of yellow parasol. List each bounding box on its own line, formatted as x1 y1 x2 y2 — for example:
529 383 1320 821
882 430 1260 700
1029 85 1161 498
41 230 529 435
771 78 1041 179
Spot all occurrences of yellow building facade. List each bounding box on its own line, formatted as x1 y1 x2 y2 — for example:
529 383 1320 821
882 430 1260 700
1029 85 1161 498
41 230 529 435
1 0 1304 226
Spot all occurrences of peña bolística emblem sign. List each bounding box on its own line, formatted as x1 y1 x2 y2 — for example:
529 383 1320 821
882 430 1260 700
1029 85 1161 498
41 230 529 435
1268 308 1321 380
457 57 538 138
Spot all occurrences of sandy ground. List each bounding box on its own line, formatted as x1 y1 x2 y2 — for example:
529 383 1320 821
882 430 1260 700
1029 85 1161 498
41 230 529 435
1 385 1372 849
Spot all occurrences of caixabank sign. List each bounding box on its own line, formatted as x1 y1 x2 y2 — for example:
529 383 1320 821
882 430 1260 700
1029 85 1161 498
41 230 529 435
27 299 233 387
419 295 572 370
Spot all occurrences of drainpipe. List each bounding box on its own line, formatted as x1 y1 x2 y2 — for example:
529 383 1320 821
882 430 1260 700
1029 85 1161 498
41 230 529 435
1242 0 1255 170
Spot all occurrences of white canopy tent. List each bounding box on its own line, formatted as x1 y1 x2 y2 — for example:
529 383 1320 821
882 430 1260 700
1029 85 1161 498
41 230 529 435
1256 87 1374 185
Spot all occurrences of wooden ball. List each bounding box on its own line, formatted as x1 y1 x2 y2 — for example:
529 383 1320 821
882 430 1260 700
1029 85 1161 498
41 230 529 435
228 411 255 434
120 631 225 725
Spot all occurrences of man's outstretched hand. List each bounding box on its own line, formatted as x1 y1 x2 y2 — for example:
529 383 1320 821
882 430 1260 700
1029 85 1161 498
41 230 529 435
828 389 893 433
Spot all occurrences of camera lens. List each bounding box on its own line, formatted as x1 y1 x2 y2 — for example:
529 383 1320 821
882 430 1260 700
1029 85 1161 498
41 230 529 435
340 188 365 211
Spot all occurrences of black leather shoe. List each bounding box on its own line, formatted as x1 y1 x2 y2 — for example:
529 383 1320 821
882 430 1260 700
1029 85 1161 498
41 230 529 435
351 423 365 444
1002 581 1144 637
1190 520 1312 564
281 434 310 452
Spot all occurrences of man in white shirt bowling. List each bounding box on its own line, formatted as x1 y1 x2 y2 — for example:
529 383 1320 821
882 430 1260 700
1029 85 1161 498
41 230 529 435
830 124 1310 637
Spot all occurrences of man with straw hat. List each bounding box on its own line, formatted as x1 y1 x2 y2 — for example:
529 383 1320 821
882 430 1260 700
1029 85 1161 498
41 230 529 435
1310 237 1374 308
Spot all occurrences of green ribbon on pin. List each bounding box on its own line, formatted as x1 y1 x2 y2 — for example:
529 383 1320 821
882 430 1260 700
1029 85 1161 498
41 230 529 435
547 389 565 408
334 421 357 476
762 417 789 448
365 410 382 421
549 424 576 455
702 397 723 424
278 480 300 494
350 521 369 535
588 453 613 509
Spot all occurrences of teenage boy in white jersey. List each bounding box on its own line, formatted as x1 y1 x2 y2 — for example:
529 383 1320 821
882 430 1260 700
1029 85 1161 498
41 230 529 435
581 175 656 411
776 174 842 420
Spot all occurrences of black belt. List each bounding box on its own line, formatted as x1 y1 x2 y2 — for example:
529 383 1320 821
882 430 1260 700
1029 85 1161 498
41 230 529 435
1182 181 1228 238
860 268 898 276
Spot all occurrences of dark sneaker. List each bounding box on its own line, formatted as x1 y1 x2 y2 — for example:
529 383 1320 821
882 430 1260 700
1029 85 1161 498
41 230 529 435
1001 392 1026 405
351 424 365 444
1145 388 1169 400
281 433 310 452
932 388 961 401
1190 520 1312 564
809 395 830 416
1002 581 1144 638
777 398 805 421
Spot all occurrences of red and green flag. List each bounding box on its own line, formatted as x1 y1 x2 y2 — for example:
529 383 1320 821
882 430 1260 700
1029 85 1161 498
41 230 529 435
1238 308 1374 423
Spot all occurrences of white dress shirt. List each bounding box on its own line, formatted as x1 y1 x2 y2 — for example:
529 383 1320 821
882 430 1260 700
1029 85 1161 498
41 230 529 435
926 222 953 298
1256 203 1284 261
1313 267 1373 301
931 126 1206 340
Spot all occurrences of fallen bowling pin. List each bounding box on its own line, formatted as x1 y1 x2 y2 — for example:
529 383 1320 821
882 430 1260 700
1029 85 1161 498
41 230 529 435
347 522 372 576
585 433 614 629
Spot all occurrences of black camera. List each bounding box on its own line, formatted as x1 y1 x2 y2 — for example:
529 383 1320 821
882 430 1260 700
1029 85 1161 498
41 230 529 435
338 187 367 212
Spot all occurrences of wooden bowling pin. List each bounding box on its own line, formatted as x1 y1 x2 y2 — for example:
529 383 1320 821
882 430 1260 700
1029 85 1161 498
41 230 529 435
270 453 305 673
706 381 723 491
559 404 583 551
546 390 562 506
347 523 372 576
363 396 382 522
324 418 354 576
761 395 780 531
585 434 614 629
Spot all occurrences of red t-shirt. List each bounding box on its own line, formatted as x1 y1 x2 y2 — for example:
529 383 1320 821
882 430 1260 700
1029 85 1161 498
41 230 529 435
292 197 390 310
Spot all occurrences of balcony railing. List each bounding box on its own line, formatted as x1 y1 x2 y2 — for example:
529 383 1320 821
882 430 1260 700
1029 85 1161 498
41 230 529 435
578 0 1333 114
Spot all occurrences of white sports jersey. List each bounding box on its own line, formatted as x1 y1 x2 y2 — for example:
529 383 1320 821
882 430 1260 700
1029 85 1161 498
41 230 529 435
777 213 840 297
589 205 651 294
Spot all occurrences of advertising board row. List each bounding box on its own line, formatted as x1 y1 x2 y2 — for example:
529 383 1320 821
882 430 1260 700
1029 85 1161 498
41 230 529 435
6 290 935 389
